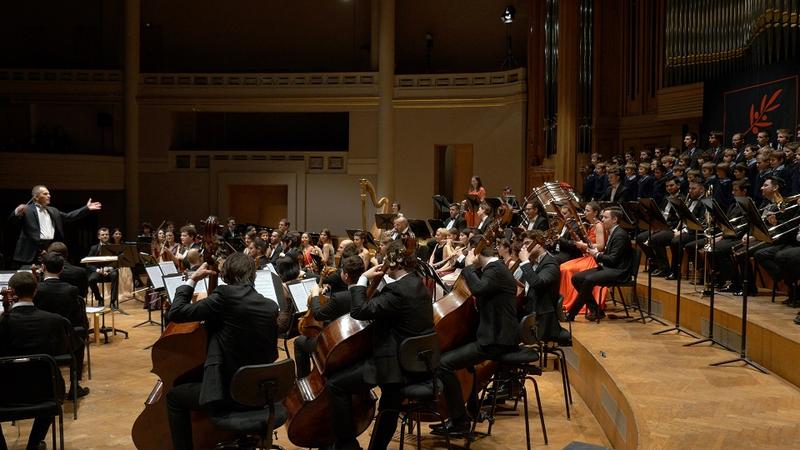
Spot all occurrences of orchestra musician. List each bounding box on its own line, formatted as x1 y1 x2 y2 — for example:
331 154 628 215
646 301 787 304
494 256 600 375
601 165 632 202
10 185 101 267
433 234 519 437
390 216 415 240
293 255 364 379
444 203 467 232
560 202 609 313
665 179 707 280
86 227 119 308
750 176 799 291
46 241 89 300
636 177 682 277
0 272 71 450
474 201 493 234
566 207 633 322
465 176 487 227
521 200 549 232
326 240 433 450
518 230 568 342
164 253 293 450
222 217 238 240
318 228 336 266
352 231 371 270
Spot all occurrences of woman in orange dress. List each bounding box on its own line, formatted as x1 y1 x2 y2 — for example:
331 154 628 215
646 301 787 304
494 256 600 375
465 175 487 227
560 202 609 313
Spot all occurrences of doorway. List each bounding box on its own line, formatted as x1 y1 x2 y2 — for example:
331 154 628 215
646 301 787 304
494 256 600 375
434 144 473 211
228 185 288 227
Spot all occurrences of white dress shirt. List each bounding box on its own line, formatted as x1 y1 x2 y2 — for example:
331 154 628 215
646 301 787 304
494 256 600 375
36 204 55 240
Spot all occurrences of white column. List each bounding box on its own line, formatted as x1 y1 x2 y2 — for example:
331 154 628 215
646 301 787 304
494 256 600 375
376 0 396 199
124 0 140 238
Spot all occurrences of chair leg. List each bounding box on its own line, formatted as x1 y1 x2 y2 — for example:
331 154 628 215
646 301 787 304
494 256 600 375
772 282 777 303
415 414 422 450
51 416 57 450
554 348 573 405
86 337 92 380
554 351 571 419
617 287 631 318
72 361 78 420
59 411 65 450
521 385 531 450
527 376 548 445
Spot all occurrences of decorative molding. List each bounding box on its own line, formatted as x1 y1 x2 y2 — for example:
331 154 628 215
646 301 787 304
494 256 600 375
0 153 124 190
165 150 348 174
0 69 121 83
346 158 378 175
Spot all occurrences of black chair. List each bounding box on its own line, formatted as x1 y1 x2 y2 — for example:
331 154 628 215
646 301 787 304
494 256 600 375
53 318 79 420
603 247 646 323
374 332 450 450
211 358 295 450
472 314 547 450
537 295 573 420
0 354 65 450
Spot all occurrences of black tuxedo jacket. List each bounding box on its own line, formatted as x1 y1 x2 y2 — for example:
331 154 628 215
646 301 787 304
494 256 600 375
168 283 279 406
222 229 238 241
462 260 520 349
476 216 491 233
601 184 632 203
60 262 89 299
350 273 434 385
520 254 560 317
311 290 352 324
323 269 348 294
526 214 549 232
11 204 89 263
86 243 109 272
596 226 632 272
269 243 284 263
659 196 682 229
34 278 88 329
445 215 467 232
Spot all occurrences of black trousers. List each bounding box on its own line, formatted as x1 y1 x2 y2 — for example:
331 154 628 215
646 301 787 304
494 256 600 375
712 238 739 287
439 341 502 423
637 229 674 270
327 362 402 450
669 232 697 274
88 269 118 307
776 246 800 298
0 418 52 450
166 382 204 450
754 243 792 283
568 267 627 318
292 335 317 379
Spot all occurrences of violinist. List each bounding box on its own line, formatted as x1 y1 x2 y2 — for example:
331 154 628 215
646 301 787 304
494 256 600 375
560 202 609 314
293 255 364 379
353 231 371 269
522 201 548 232
324 241 358 294
151 228 166 261
390 216 415 240
252 238 270 270
518 230 567 341
300 232 323 270
370 235 393 268
222 217 238 240
326 240 433 450
177 226 201 269
111 227 124 245
86 227 118 308
319 228 336 266
267 230 284 263
550 203 582 264
165 229 179 255
243 230 257 258
165 253 292 450
435 228 463 276
474 201 493 234
433 234 519 437
444 203 467 231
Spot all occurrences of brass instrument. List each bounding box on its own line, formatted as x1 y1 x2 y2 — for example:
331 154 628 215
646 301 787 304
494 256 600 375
359 179 391 241
732 214 800 257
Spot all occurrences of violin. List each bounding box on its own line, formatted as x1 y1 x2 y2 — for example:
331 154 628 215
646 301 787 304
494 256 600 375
200 216 223 294
1 287 15 314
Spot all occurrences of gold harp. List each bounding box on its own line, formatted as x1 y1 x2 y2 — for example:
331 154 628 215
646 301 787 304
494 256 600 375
359 178 391 240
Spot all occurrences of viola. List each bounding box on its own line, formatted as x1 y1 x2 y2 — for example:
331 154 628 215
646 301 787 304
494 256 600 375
1 287 15 314
297 266 338 338
200 215 223 294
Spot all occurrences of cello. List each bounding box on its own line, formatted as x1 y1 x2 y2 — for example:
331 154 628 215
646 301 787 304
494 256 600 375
282 238 418 448
131 216 231 450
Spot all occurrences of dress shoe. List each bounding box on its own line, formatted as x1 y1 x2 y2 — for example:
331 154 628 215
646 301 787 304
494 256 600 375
718 285 738 293
430 419 472 437
794 314 800 325
37 441 46 450
586 309 606 323
650 268 665 277
664 273 679 280
67 385 90 399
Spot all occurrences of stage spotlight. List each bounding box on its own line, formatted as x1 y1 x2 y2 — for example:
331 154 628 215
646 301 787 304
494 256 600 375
501 5 515 24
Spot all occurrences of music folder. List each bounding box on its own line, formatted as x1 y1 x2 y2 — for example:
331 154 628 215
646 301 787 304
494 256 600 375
285 278 319 314
374 214 398 230
637 198 669 232
464 194 481 212
407 219 432 240
668 197 704 232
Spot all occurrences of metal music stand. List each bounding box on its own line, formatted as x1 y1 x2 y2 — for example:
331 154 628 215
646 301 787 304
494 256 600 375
653 197 701 339
137 264 167 330
710 197 769 373
374 214 398 231
408 219 432 240
432 195 451 220
685 199 736 349
631 198 669 325
464 194 481 213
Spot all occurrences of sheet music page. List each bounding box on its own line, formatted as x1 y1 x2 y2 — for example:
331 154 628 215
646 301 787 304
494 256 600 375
0 272 14 287
159 261 178 275
254 270 279 308
287 282 309 313
145 266 165 289
265 263 277 275
163 275 184 302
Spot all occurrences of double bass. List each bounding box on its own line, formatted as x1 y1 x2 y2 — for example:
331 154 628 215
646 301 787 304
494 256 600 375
131 216 230 449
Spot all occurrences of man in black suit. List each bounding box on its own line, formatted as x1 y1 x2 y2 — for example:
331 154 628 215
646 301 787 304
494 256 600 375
567 207 633 322
47 241 89 299
86 227 118 307
0 271 70 450
522 201 549 232
518 230 567 341
326 240 434 450
666 180 707 280
474 202 493 234
684 132 701 169
636 177 682 276
601 166 632 203
34 252 90 398
433 235 519 437
222 217 238 241
444 204 467 231
293 255 364 379
165 252 292 450
10 185 101 266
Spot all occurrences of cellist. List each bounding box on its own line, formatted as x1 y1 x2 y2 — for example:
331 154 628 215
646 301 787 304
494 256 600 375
164 253 293 450
326 240 434 450
293 255 364 379
431 234 519 438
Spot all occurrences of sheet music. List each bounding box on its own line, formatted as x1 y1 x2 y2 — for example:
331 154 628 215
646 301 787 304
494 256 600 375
163 275 184 302
159 261 178 275
254 270 279 308
145 266 165 289
0 271 14 287
265 263 277 275
286 278 318 313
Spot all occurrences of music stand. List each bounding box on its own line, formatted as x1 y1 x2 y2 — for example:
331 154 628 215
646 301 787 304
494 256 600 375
408 219 432 240
225 236 246 252
653 197 701 339
710 197 769 373
346 229 378 251
630 198 669 325
427 218 445 233
505 195 520 209
464 194 481 212
432 195 451 220
138 264 167 330
685 199 737 349
374 214 398 230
